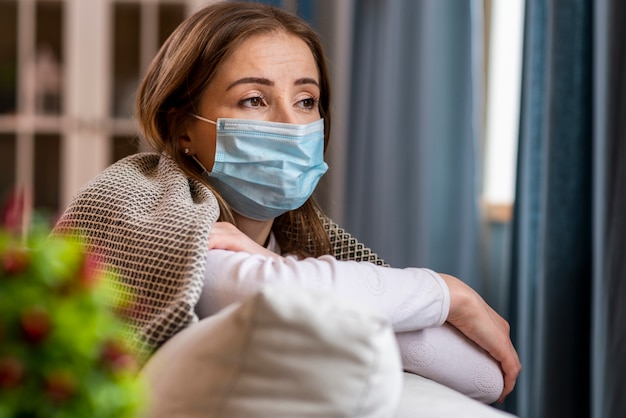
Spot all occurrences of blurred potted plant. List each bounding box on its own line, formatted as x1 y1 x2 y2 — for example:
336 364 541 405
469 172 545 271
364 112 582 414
0 190 145 418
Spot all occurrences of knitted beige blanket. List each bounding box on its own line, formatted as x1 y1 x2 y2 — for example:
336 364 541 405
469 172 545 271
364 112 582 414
53 153 385 358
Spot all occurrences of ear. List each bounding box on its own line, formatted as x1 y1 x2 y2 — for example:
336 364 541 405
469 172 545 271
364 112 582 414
167 108 195 155
178 134 194 156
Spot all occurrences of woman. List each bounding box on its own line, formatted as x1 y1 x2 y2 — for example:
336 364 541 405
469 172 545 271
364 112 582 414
54 1 520 404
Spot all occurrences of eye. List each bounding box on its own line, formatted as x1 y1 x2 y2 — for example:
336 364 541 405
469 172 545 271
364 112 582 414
239 95 266 108
297 97 319 110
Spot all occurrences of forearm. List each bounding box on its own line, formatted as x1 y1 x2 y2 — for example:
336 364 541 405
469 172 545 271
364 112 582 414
197 249 449 331
397 324 504 404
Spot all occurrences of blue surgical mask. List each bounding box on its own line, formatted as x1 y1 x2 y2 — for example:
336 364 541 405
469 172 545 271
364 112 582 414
190 115 328 221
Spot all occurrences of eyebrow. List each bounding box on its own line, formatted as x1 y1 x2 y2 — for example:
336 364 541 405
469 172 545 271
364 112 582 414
226 77 319 91
295 77 320 88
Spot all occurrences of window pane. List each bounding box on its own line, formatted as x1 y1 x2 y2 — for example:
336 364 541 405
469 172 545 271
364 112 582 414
113 3 141 118
158 3 185 46
34 134 60 214
112 134 138 163
0 1 17 114
35 1 64 115
0 134 16 200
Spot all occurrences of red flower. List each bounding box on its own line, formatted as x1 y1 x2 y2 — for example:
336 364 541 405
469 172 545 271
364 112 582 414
45 370 76 403
20 306 52 344
101 340 137 373
1 247 30 276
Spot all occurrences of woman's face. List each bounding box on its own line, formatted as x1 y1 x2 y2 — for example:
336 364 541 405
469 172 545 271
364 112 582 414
183 31 321 172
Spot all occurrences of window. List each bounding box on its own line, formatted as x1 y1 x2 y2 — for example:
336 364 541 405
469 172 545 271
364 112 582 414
483 0 525 222
0 0 188 216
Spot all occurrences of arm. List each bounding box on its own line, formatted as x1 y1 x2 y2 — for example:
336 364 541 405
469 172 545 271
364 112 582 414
197 249 450 332
397 324 504 404
439 273 520 403
203 222 520 403
198 247 505 404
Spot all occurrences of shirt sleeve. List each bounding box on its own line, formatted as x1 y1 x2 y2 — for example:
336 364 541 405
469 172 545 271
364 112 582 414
196 249 450 332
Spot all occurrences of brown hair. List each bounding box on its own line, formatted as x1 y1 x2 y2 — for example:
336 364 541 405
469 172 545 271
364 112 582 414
135 1 331 257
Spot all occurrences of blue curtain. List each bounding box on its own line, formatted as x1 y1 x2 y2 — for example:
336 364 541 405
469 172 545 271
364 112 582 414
592 1 626 416
343 0 484 292
508 0 626 417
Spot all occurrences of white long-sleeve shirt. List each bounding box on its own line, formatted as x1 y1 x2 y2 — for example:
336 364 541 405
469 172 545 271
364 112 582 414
197 249 450 332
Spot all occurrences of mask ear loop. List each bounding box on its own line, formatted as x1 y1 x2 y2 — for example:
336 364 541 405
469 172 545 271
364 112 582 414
191 155 211 182
190 113 217 125
187 113 216 182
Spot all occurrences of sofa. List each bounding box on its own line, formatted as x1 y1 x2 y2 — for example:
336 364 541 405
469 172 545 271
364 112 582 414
140 285 516 417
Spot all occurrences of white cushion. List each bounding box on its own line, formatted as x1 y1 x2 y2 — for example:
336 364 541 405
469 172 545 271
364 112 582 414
394 373 517 418
140 284 403 418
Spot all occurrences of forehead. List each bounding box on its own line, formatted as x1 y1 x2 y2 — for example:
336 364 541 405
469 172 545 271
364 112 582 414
216 31 319 81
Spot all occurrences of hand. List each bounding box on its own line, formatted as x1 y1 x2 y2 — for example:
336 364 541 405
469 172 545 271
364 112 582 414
439 274 521 403
208 222 279 258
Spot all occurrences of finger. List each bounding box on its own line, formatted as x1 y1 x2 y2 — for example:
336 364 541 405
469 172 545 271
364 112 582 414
207 234 227 250
483 308 520 402
501 368 516 401
497 343 521 402
208 224 235 250
471 314 519 402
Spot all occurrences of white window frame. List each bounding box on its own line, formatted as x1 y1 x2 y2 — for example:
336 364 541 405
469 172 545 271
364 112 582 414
0 0 199 211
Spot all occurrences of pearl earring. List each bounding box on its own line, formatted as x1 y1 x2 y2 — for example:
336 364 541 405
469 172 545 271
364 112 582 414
184 148 190 155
